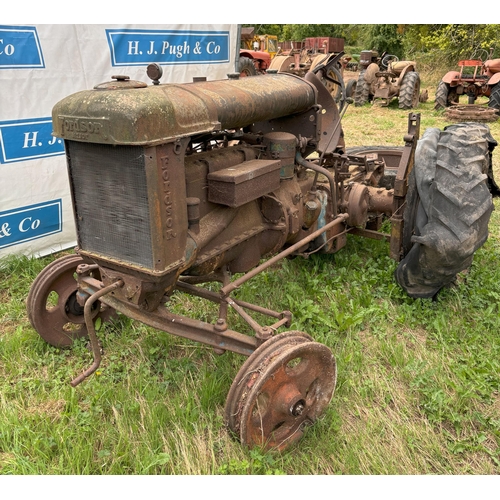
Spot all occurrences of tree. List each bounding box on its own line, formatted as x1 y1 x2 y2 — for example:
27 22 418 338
242 24 358 44
363 25 404 58
416 24 500 60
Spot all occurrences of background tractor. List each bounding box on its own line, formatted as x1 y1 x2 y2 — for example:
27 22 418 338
26 64 497 452
268 37 350 107
434 49 500 114
354 53 422 109
239 26 278 76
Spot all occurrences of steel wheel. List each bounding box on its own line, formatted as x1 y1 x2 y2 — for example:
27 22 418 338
310 54 344 103
268 55 294 73
27 254 114 347
225 331 336 451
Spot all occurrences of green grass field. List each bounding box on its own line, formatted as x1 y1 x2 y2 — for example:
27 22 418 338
1 73 500 476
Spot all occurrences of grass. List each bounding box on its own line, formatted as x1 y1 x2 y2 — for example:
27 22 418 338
1 71 500 476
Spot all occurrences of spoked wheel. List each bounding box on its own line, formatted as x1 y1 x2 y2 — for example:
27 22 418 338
310 54 345 104
224 331 337 451
27 254 115 347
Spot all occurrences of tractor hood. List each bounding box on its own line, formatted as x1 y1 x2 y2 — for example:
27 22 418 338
52 73 319 147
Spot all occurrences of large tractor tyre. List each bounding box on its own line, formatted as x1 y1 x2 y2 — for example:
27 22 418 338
489 83 500 114
345 79 357 98
354 71 371 106
434 81 459 110
238 57 257 77
398 71 421 110
395 123 497 299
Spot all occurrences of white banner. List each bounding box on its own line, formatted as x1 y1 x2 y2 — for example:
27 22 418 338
0 24 240 258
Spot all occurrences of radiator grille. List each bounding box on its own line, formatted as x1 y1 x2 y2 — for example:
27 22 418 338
66 141 154 269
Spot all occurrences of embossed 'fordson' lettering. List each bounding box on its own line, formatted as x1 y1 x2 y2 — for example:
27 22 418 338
161 155 176 240
63 118 103 135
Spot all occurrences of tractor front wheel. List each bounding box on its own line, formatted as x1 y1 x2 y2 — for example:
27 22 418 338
224 331 336 451
27 254 115 347
239 57 257 77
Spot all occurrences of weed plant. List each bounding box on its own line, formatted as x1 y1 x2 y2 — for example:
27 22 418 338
1 75 499 475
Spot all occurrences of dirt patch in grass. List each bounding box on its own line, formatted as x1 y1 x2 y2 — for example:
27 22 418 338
26 398 66 422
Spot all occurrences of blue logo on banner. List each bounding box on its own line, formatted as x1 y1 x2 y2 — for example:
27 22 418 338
106 28 229 66
0 25 44 69
0 200 63 249
0 117 65 164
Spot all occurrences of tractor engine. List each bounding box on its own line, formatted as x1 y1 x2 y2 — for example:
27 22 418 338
53 70 393 313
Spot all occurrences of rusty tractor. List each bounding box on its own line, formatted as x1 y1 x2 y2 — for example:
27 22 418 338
354 53 422 109
27 63 497 452
268 37 349 108
434 49 500 114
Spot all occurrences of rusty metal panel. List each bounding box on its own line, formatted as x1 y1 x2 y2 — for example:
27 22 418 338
52 74 317 147
304 37 344 53
207 159 281 207
280 40 304 51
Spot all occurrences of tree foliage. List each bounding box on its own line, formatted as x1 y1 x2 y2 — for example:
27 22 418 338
242 24 362 45
241 24 500 69
408 24 500 59
362 24 404 58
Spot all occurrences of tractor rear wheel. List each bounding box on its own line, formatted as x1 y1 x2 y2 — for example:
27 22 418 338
354 70 371 106
489 83 500 114
395 123 496 298
434 81 458 109
239 57 257 77
398 71 420 109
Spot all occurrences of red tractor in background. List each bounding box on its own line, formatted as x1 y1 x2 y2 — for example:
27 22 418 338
434 49 500 112
239 27 278 76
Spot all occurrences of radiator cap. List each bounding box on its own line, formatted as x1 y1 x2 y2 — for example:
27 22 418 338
94 75 147 90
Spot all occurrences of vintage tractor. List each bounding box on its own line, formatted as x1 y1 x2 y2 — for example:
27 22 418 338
354 54 422 109
434 49 500 113
27 62 496 452
239 27 278 76
269 38 349 110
